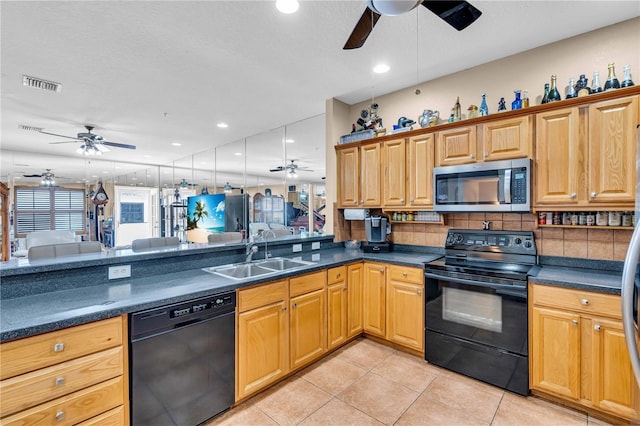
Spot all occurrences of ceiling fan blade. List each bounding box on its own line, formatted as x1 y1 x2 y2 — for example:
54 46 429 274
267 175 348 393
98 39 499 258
49 141 79 144
39 130 80 140
102 141 136 150
23 174 43 178
421 1 482 31
269 166 285 172
343 7 382 50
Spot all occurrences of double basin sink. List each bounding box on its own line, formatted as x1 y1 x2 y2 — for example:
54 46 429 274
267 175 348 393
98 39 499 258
203 257 315 280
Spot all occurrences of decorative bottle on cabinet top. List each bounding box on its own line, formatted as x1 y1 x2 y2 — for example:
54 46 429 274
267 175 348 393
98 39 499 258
591 71 603 93
453 96 462 121
522 89 529 108
541 83 550 104
479 93 489 116
548 75 562 102
497 97 507 112
565 77 577 99
621 65 634 87
604 62 620 91
575 74 591 97
511 90 522 110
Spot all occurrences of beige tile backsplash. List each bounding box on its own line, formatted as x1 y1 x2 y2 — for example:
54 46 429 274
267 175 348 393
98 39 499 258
338 212 632 261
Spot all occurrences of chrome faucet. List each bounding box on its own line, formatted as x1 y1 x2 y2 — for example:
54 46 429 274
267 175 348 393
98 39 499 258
245 243 258 262
262 229 277 260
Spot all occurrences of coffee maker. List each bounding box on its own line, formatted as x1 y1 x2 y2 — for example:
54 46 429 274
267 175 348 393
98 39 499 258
363 216 391 253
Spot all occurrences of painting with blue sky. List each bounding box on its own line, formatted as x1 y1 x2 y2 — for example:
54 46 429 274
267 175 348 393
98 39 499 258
187 193 225 233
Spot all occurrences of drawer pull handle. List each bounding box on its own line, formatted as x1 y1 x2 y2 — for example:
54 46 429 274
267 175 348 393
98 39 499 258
594 324 601 331
53 343 64 352
380 268 384 273
55 377 65 386
55 411 65 421
417 289 422 295
571 320 579 325
402 272 408 277
336 273 341 278
581 299 589 306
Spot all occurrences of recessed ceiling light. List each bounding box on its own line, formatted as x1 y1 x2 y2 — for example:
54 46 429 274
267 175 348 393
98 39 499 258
103 171 110 174
286 139 295 144
234 152 242 156
276 0 299 14
172 142 181 146
373 63 390 74
143 155 151 158
92 175 98 178
217 123 228 128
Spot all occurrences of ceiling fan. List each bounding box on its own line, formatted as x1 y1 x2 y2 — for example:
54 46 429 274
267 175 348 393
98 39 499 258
344 0 482 50
22 169 67 186
39 125 136 156
269 160 313 176
176 178 198 188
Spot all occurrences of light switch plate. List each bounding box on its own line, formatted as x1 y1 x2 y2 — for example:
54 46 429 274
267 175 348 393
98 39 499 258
108 265 131 279
312 253 320 261
292 244 302 253
312 242 320 250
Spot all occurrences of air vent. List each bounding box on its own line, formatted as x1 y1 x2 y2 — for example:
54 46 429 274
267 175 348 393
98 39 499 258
18 124 43 132
22 75 62 92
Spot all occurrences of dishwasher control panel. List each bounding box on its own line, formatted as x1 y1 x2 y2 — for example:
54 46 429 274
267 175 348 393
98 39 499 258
170 293 234 318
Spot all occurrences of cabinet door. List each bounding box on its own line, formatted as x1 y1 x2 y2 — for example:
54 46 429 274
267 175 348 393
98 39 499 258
327 282 347 350
383 139 407 207
347 263 363 338
435 126 477 166
531 307 581 400
535 107 582 206
362 262 386 337
408 134 434 207
337 147 359 207
481 115 532 161
290 289 327 370
361 143 381 206
591 317 638 420
386 279 424 352
237 301 288 400
588 96 638 205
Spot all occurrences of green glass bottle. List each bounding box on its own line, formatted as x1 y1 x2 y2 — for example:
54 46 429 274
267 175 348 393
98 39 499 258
541 83 550 104
548 75 562 102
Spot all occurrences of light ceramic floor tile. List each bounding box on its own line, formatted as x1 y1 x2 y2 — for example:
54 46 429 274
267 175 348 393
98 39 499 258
332 338 395 371
371 352 440 393
253 376 332 426
396 392 489 426
298 398 384 426
421 373 503 424
206 404 278 426
299 354 368 395
337 372 419 425
587 415 616 426
492 392 587 426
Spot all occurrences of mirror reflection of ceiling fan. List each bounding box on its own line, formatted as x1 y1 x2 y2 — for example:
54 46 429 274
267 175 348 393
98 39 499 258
38 125 136 156
22 169 68 186
344 0 482 50
176 178 198 188
269 160 312 178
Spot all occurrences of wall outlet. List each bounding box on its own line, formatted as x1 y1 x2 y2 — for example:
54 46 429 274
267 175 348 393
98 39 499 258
108 265 131 280
312 253 320 261
312 242 320 250
292 244 302 253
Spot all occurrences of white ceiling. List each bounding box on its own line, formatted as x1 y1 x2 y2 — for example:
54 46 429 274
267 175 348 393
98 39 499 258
1 1 638 188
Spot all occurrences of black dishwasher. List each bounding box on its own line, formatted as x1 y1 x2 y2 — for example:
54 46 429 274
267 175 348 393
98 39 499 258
130 292 235 425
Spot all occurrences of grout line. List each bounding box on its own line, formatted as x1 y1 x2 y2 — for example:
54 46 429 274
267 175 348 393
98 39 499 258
489 393 505 425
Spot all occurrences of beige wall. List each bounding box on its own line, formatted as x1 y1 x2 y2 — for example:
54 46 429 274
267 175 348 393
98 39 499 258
326 18 640 260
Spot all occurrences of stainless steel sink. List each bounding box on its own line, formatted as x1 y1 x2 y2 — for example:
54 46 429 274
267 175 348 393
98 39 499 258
203 257 315 280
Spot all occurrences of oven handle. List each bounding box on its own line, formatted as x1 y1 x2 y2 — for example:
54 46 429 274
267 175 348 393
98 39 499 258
424 271 527 293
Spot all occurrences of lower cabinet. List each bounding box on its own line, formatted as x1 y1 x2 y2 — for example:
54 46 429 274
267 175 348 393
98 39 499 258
363 262 387 337
0 316 128 425
346 263 364 338
530 284 639 421
328 266 348 350
289 271 327 370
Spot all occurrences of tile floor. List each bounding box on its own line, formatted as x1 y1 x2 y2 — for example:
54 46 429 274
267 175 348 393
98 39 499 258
208 338 612 426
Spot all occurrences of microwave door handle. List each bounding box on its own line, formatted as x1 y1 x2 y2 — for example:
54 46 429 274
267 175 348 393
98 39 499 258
503 169 512 204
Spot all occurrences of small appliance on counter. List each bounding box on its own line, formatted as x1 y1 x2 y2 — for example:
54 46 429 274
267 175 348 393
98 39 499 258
363 215 391 252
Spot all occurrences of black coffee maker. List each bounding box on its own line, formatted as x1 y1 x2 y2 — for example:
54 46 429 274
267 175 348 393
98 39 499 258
363 216 391 253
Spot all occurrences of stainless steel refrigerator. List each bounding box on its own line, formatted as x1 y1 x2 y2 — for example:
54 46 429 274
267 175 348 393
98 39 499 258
621 124 640 420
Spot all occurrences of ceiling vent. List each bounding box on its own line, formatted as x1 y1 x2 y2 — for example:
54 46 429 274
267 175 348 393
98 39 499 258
18 124 43 132
22 75 62 92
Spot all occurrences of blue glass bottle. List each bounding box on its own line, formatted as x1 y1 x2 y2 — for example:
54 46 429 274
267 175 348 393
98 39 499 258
479 93 489 116
511 90 522 110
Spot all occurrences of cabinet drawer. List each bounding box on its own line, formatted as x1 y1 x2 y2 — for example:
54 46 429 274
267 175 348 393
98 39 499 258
76 405 125 426
0 376 123 426
290 271 327 297
531 284 621 319
0 317 123 380
327 266 347 285
238 280 288 313
388 265 423 285
0 347 123 417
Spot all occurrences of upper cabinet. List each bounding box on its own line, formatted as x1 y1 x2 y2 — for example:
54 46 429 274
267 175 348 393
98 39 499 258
337 143 381 208
408 134 435 208
382 139 406 207
435 125 477 166
535 95 638 209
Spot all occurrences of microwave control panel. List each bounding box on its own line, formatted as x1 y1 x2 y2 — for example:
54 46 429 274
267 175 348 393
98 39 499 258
511 167 528 204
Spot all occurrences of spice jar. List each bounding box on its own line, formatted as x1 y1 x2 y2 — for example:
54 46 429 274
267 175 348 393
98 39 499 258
570 212 578 226
608 211 621 226
586 213 595 226
578 213 587 225
562 212 572 225
552 212 561 225
407 211 414 221
622 211 632 227
596 211 608 226
538 212 547 225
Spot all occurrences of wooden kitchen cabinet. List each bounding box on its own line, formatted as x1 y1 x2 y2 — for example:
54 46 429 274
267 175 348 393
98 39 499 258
386 265 424 352
408 133 435 208
361 143 382 206
362 262 386 337
480 115 532 162
435 125 477 166
337 146 359 207
337 143 381 207
289 271 327 370
236 280 289 400
347 263 364 338
0 316 128 425
382 138 407 207
530 284 638 421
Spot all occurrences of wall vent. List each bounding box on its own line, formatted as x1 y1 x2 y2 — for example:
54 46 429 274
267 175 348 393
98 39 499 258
22 75 62 92
18 124 43 132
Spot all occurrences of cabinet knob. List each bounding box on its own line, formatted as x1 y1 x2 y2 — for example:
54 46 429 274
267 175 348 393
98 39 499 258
360 199 364 204
591 192 597 198
571 320 579 325
55 377 65 387
380 268 384 273
581 299 589 306
343 287 348 292
400 198 405 203
282 306 287 311
470 154 475 159
410 198 414 202
483 152 488 158
402 272 408 277
594 324 601 331
570 193 577 199
292 303 297 308
336 273 341 278
417 289 422 295
53 343 64 352
55 411 65 422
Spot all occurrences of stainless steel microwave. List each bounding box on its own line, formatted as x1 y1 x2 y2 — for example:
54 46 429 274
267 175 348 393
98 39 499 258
433 158 531 212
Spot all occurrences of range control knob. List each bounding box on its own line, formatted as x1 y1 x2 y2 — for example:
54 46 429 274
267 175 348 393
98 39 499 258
514 237 522 245
523 240 533 249
454 234 463 244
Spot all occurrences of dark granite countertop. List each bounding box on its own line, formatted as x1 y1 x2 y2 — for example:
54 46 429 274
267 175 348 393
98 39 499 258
529 265 622 294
